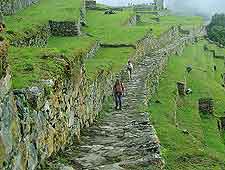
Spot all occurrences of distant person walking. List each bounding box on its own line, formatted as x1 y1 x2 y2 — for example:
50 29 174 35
113 79 125 110
127 59 134 80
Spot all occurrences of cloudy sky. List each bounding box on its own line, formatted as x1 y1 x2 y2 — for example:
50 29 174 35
97 0 225 16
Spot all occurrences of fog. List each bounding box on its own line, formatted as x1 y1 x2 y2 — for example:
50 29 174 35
165 0 225 18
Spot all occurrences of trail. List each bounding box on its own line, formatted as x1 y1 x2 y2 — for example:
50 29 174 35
46 27 205 170
47 53 165 170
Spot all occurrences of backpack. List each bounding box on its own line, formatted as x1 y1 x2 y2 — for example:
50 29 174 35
114 83 124 93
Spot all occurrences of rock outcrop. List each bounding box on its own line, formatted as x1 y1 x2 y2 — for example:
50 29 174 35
0 0 40 15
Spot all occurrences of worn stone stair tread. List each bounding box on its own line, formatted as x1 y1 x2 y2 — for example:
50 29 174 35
46 51 165 170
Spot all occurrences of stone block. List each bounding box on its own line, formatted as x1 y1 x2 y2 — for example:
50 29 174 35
0 0 40 15
49 20 81 36
198 98 214 114
223 73 225 85
85 0 96 9
177 82 186 96
218 117 225 131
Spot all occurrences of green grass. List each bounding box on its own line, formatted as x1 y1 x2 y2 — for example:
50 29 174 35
4 0 204 89
85 47 135 78
149 40 225 169
8 47 66 89
47 36 96 54
5 0 81 33
84 10 154 43
139 15 203 36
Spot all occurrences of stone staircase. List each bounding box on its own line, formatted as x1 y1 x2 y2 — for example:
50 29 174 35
42 26 204 170
44 53 166 170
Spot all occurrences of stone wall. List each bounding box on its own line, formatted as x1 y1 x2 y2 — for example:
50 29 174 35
154 0 164 10
7 24 50 47
0 39 9 79
0 54 114 169
199 98 214 114
0 0 40 15
85 41 100 59
134 5 156 11
218 117 225 131
49 21 81 36
85 0 96 9
128 15 141 26
0 25 204 170
142 26 204 101
209 49 225 59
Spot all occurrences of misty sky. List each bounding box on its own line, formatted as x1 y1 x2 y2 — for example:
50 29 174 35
97 0 154 6
97 0 225 16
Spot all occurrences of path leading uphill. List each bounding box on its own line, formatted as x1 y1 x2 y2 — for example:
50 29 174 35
45 52 166 170
42 27 205 170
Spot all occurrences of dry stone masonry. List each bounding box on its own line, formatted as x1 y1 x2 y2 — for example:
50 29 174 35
0 23 205 170
128 15 141 26
0 55 114 169
223 73 225 86
8 24 51 47
177 82 186 96
85 0 96 9
199 98 214 114
218 117 225 131
42 25 204 170
49 21 81 36
0 0 39 15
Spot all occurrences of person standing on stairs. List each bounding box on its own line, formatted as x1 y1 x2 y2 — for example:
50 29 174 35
127 59 134 80
113 79 125 110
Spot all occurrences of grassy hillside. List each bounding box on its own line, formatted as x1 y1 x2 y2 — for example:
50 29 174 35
139 15 203 36
85 47 135 78
149 41 225 169
4 0 203 89
4 0 82 32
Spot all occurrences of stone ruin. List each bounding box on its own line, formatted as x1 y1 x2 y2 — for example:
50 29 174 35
218 117 225 131
198 98 214 114
49 20 81 36
0 0 40 15
209 49 225 59
85 0 96 9
223 73 225 86
177 82 186 96
0 38 8 79
133 0 164 11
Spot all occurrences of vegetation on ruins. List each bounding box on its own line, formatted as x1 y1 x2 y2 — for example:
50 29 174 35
207 14 225 46
1 0 225 169
150 41 225 169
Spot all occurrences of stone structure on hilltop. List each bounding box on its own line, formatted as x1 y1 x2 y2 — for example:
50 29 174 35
199 98 214 114
154 0 164 10
134 0 164 11
177 82 186 96
85 0 96 9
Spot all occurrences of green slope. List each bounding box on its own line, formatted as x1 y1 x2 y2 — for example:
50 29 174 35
149 41 225 169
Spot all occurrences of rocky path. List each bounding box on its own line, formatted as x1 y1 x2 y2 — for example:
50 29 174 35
47 53 165 170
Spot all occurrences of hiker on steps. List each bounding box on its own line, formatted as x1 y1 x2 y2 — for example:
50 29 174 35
113 79 125 110
127 59 134 80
